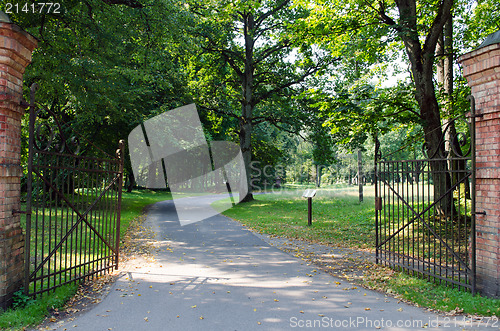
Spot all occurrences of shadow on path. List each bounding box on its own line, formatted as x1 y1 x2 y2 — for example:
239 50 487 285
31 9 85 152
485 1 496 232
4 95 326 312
43 196 492 331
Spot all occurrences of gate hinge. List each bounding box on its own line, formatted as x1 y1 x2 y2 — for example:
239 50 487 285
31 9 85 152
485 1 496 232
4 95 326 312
12 209 31 215
468 113 483 118
20 99 30 110
375 197 383 211
473 211 486 216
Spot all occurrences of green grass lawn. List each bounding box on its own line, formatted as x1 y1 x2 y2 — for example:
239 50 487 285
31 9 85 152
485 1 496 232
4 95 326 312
216 184 375 248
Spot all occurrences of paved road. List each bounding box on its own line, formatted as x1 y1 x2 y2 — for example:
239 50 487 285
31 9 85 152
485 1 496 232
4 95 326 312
48 195 495 330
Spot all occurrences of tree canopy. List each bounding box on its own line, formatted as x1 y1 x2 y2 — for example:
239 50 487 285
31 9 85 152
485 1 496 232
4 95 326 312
1 0 497 195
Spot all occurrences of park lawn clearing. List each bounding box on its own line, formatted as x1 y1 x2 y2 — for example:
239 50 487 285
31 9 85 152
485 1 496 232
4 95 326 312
216 186 500 317
216 186 375 249
0 189 171 331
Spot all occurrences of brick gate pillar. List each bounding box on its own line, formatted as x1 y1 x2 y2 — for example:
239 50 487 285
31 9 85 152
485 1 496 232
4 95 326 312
459 30 500 298
0 12 37 308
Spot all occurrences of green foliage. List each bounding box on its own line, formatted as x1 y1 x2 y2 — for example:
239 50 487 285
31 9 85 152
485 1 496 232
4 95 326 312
458 0 500 51
1 0 496 195
296 0 487 159
0 283 77 330
2 0 194 182
185 0 337 142
317 81 422 153
10 289 33 310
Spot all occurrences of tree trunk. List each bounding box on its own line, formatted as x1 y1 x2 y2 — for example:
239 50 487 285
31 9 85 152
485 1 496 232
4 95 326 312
239 117 253 202
408 49 453 217
442 16 471 199
238 13 256 203
414 72 455 217
126 172 135 193
393 0 455 217
316 164 322 188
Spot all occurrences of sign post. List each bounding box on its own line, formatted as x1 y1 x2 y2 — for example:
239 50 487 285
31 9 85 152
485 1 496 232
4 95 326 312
302 189 317 226
358 149 363 203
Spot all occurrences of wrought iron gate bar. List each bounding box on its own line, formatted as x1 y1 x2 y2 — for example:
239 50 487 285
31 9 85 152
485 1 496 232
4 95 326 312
375 249 472 274
30 263 115 296
378 174 473 270
31 255 115 282
34 150 122 164
24 84 124 297
28 169 121 280
375 99 476 292
375 256 472 289
378 158 473 163
33 164 121 174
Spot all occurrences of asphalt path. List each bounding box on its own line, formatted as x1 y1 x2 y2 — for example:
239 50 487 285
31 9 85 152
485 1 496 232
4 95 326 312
47 195 496 331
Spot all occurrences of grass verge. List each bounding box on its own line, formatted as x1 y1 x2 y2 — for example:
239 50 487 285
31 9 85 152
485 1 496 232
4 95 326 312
217 186 500 317
0 284 78 330
370 272 499 316
0 189 171 330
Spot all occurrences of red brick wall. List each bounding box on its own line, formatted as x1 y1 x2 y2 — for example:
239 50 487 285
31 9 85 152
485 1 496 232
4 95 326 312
459 43 500 298
0 21 37 308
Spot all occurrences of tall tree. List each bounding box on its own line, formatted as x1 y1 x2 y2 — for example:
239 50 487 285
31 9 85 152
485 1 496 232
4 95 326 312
379 0 454 215
305 0 456 215
187 0 334 201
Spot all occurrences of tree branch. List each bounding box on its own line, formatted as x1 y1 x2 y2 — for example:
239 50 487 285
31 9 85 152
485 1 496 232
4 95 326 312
220 50 244 78
423 0 453 56
271 122 307 140
254 40 291 66
254 22 285 41
101 0 143 8
377 0 400 31
254 57 335 105
254 0 290 29
198 105 240 120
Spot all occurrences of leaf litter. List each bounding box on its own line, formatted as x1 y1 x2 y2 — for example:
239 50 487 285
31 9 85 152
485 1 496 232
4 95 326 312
36 214 161 329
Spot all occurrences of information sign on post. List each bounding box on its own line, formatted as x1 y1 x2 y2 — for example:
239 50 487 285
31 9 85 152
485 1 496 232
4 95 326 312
302 189 317 226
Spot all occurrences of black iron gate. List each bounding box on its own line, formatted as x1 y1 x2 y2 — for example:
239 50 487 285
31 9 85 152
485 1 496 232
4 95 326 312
24 84 124 296
375 97 477 292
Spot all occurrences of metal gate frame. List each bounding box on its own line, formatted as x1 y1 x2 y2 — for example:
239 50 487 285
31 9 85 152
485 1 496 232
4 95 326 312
24 84 124 296
375 97 477 293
